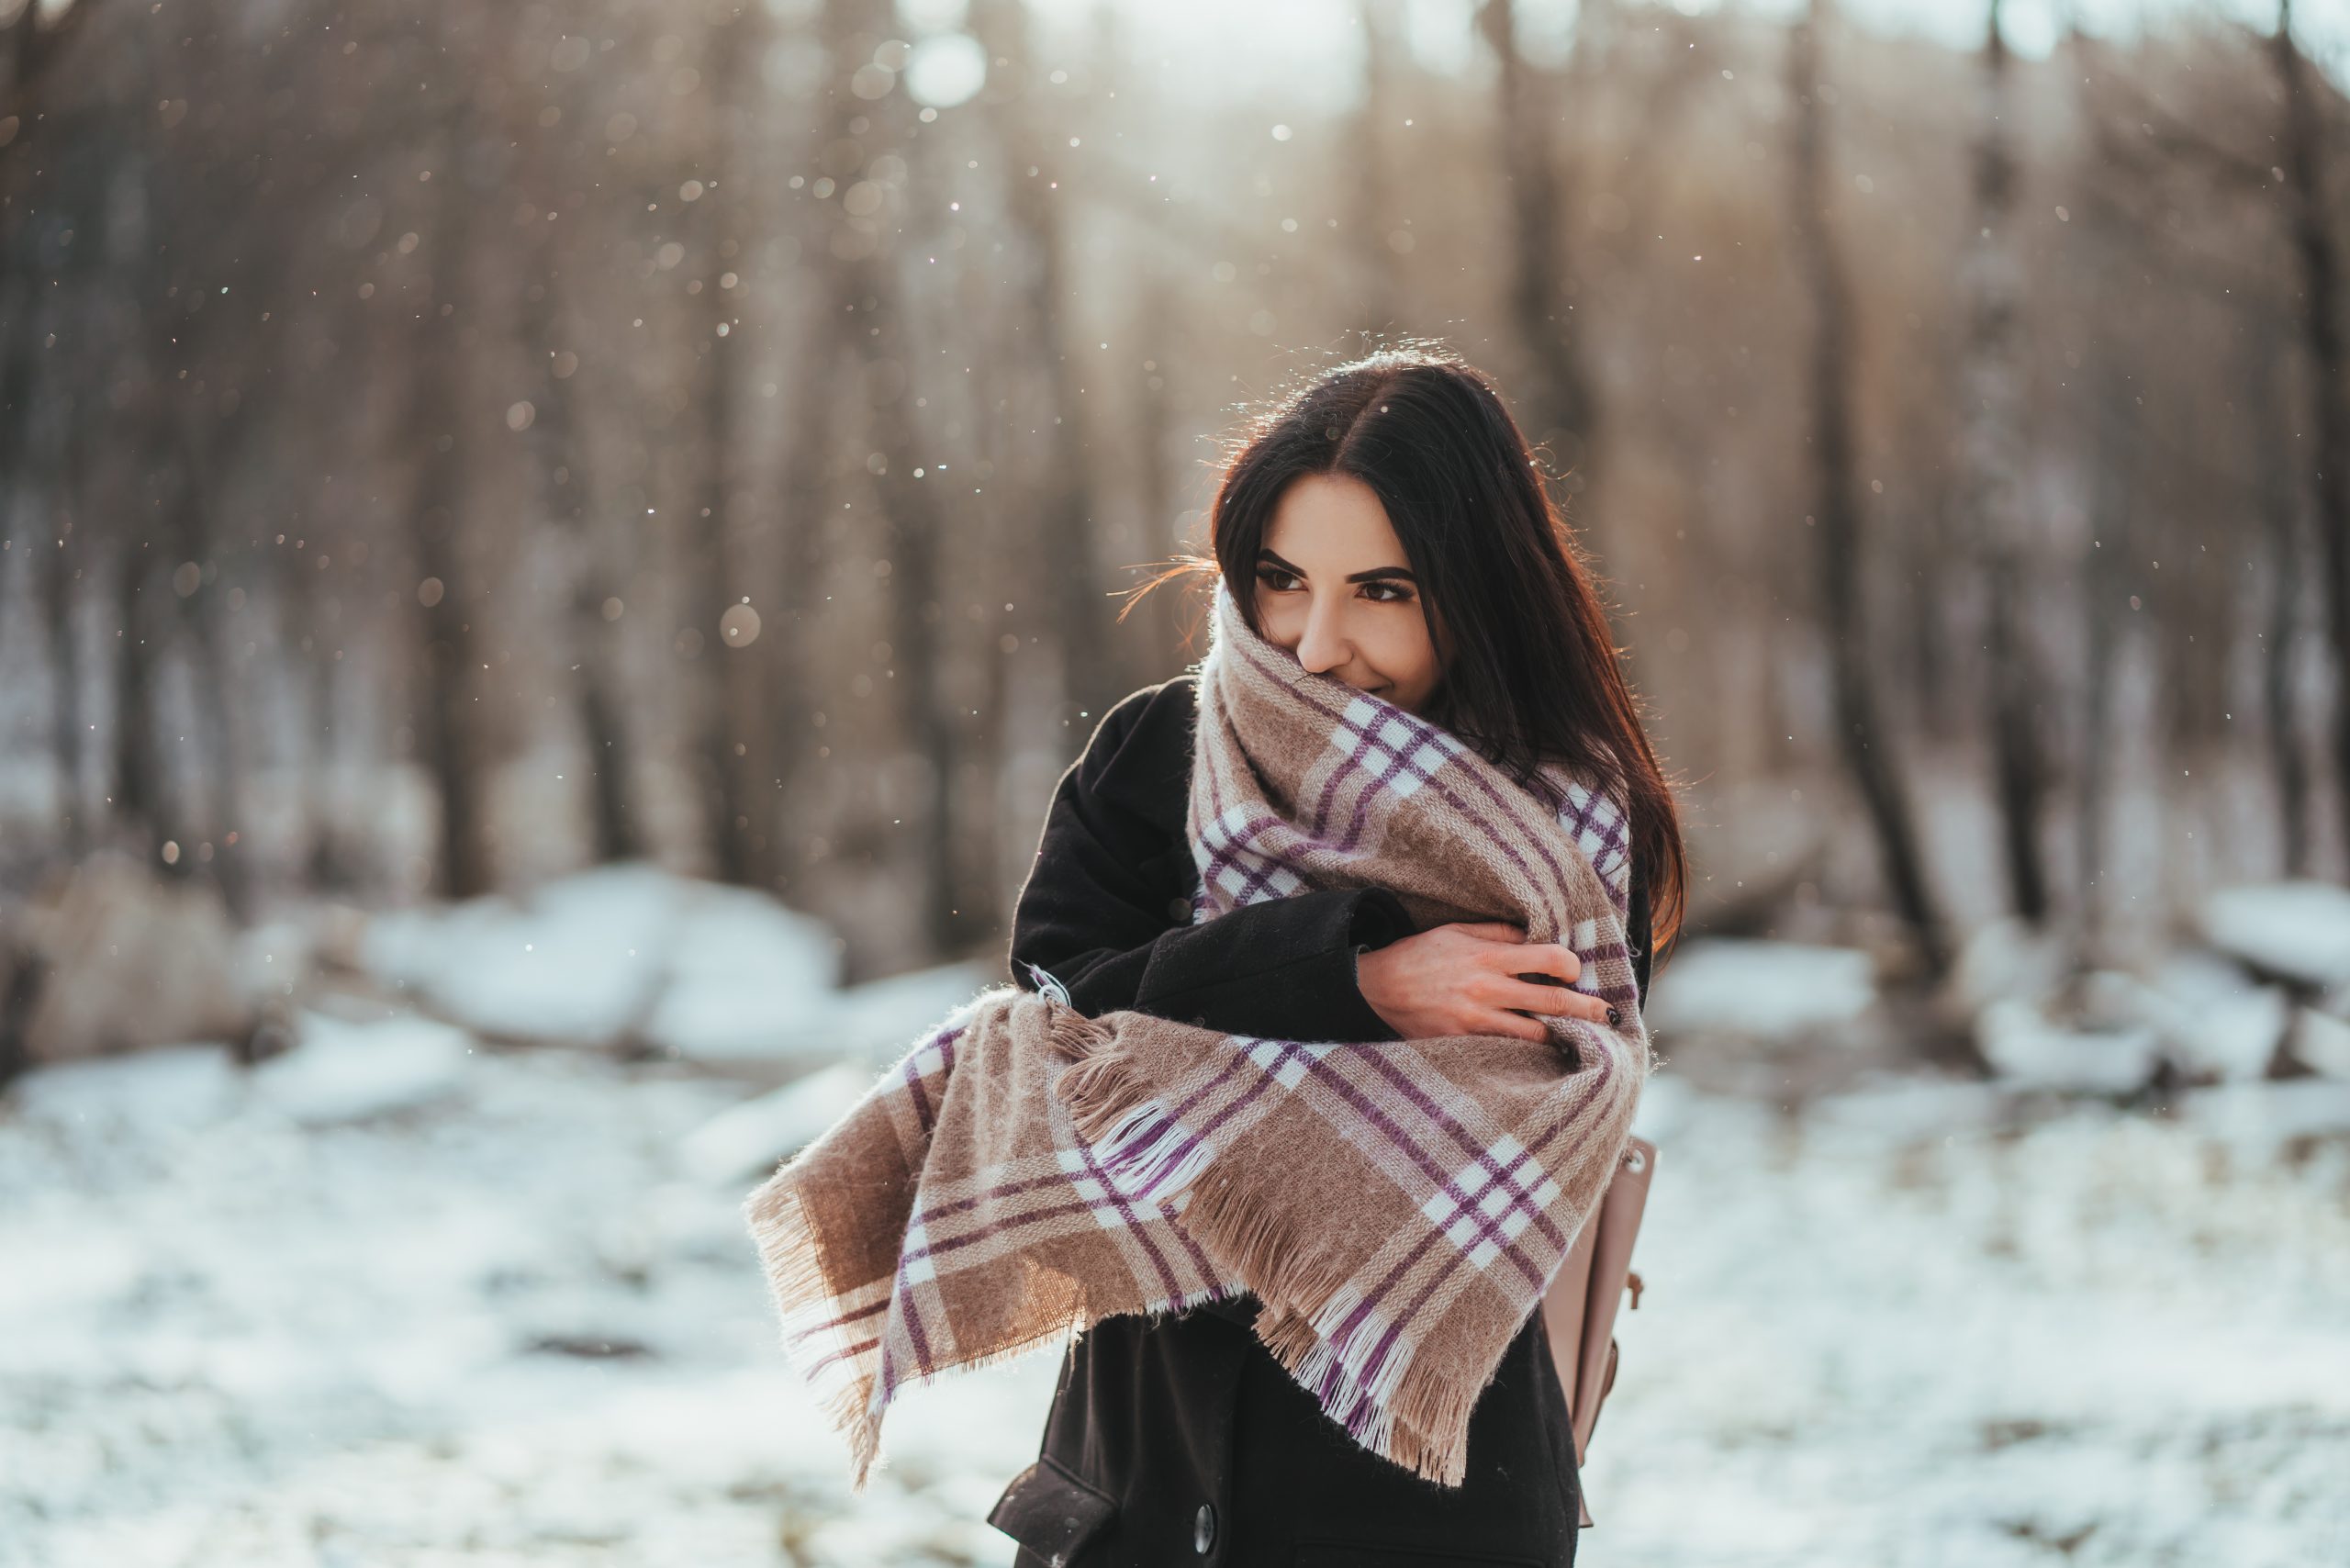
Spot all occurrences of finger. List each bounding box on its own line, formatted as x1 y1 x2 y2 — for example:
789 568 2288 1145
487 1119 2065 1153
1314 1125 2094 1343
1492 977 1597 1016
1504 944 1582 984
1488 971 1611 1020
1475 1009 1554 1043
1524 983 1612 1025
1450 921 1528 944
1567 991 1617 1024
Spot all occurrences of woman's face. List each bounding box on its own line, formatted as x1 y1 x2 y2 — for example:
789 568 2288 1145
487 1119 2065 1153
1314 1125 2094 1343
1251 472 1444 715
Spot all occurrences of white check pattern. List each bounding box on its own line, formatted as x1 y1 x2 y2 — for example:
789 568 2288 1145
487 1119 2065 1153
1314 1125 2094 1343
1418 1134 1561 1271
1336 695 1466 800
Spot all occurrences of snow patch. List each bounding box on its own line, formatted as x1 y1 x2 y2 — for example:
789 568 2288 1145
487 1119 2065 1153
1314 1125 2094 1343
678 1062 878 1183
1975 996 2160 1095
2202 880 2350 991
1641 937 1878 1043
6 1043 242 1133
253 1013 474 1124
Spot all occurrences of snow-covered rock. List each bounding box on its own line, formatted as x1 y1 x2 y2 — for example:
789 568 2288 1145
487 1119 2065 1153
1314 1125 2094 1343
360 863 842 1058
253 1013 475 1125
1975 995 2162 1094
349 865 993 1072
6 1042 243 1133
2295 1005 2350 1081
361 863 691 1046
637 885 850 1064
2175 1078 2350 1159
1948 913 2072 1013
1639 937 1878 1044
2088 956 2289 1084
677 1062 878 1184
2201 880 2350 991
827 964 999 1068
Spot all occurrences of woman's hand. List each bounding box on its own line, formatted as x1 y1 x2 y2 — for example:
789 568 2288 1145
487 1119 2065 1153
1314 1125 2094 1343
1356 921 1615 1043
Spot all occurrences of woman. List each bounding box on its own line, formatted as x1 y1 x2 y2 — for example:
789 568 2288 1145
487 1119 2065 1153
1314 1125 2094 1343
987 348 1686 1568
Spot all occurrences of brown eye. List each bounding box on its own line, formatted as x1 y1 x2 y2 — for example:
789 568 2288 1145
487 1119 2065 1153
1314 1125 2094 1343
1256 566 1301 592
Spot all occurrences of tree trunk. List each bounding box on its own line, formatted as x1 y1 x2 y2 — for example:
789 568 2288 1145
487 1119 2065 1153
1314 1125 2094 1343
971 0 1119 720
404 125 493 901
2272 1 2350 874
1478 0 1600 502
1962 0 2050 923
1786 0 1950 984
163 431 254 922
689 6 767 887
822 0 961 954
1349 0 1406 338
501 41 639 872
2250 320 2314 876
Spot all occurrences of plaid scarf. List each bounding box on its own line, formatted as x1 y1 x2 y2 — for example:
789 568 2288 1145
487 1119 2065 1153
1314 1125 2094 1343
744 583 1653 1488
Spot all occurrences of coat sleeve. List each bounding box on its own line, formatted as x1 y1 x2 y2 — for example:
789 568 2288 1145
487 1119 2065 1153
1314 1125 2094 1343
1008 686 1414 1044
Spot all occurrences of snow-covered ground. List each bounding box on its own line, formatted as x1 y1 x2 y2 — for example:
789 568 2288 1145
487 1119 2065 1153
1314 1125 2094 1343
8 1025 2348 1566
6 869 2349 1566
1 1023 1044 1568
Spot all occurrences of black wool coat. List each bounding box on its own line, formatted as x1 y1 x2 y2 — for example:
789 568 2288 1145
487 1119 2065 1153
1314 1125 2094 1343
986 676 1654 1568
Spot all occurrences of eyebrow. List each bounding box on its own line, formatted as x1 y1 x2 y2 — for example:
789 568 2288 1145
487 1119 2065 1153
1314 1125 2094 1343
1257 547 1417 585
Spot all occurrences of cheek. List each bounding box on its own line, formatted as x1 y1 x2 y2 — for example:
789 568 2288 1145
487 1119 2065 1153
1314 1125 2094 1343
1371 615 1440 686
1254 589 1305 649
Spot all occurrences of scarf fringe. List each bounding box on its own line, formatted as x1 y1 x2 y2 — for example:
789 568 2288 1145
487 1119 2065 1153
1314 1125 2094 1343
1181 1168 1481 1484
1058 1044 1220 1214
1042 994 1117 1059
742 1170 887 1489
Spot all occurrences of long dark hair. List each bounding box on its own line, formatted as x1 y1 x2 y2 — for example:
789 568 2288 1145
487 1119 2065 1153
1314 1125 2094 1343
1134 345 1687 968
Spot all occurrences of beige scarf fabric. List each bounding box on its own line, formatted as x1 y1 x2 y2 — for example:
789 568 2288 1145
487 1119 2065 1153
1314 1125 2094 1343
744 583 1653 1488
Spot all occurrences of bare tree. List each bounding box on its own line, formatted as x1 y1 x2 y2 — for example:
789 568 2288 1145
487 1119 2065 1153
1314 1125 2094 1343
400 56 496 900
1477 0 1600 500
503 10 641 869
971 0 1121 719
1348 0 1407 338
2271 0 2349 870
1959 0 2051 922
813 0 964 949
2249 314 2315 875
683 3 769 886
1785 0 1949 983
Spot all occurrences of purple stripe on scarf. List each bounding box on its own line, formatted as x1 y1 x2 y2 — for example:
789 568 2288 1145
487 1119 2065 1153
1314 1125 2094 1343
1068 1134 1194 1302
878 1249 934 1398
803 1335 881 1379
1322 1055 1619 1400
788 1293 892 1346
901 1022 967 1135
1345 1046 1578 1256
1282 1046 1554 1296
1555 784 1633 915
1199 808 1296 908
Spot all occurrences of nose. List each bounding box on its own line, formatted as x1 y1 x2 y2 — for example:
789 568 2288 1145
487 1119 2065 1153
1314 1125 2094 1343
1293 598 1349 676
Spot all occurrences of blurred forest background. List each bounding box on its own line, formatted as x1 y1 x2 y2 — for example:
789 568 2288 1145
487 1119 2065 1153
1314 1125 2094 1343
5 0 2350 1041
8 3 2350 1563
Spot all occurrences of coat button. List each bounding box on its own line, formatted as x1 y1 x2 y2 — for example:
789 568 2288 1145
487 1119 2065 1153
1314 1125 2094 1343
1193 1502 1216 1554
1168 895 1194 922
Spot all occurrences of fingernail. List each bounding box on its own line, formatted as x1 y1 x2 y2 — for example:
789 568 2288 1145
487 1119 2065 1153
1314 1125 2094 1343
1605 1006 1621 1027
